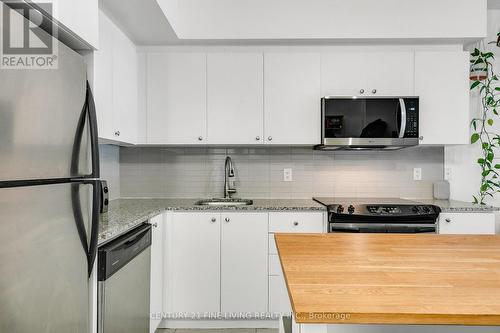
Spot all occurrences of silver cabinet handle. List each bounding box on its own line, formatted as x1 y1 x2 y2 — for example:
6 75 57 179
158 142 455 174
359 89 365 94
114 131 120 136
198 136 203 141
372 89 377 94
419 136 424 141
445 218 451 223
293 221 299 226
211 217 216 223
268 136 273 141
256 136 261 141
224 217 230 222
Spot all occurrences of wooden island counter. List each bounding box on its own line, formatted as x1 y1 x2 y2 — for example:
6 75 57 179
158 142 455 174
274 233 500 332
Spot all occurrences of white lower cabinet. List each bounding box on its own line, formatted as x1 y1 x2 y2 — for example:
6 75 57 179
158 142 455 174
150 214 165 333
167 212 221 314
221 212 268 313
438 213 496 235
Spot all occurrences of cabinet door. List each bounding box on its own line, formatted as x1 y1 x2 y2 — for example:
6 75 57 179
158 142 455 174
415 51 469 145
438 213 495 235
147 53 207 144
269 275 292 315
150 214 164 333
264 53 321 145
112 26 138 144
207 53 264 144
93 11 114 140
168 212 220 313
221 212 268 313
321 53 367 96
365 51 414 96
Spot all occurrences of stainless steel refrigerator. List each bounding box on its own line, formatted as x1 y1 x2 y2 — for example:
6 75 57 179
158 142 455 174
0 14 100 333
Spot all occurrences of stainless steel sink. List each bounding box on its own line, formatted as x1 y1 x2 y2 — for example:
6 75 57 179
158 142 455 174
195 198 253 206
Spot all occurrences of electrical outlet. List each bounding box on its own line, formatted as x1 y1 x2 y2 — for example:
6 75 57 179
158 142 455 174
413 168 422 181
444 167 452 181
283 168 293 182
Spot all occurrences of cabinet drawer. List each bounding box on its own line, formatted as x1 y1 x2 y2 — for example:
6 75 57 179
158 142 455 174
269 234 278 255
269 212 323 233
269 275 292 314
269 254 283 276
438 213 495 235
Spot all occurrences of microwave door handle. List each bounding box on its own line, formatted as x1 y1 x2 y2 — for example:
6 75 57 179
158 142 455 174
398 98 407 138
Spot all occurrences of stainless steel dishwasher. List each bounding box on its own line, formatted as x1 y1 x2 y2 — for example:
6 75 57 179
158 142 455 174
98 223 151 333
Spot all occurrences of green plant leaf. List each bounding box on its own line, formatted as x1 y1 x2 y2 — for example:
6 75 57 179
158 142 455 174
495 164 500 169
471 133 480 143
488 119 494 126
470 81 481 90
478 158 486 164
488 153 494 162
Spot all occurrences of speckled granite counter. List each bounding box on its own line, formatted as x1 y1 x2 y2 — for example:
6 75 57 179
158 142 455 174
415 199 499 213
98 198 326 245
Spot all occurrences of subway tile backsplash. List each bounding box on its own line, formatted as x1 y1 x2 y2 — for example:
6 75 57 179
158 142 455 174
119 146 444 199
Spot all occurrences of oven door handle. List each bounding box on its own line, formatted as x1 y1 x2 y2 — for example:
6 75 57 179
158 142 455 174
398 98 407 138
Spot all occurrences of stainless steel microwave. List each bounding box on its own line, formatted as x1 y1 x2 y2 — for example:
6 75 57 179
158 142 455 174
315 96 419 150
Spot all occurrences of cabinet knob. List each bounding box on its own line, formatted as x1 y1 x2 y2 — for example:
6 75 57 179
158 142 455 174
114 131 120 136
198 136 203 141
224 217 230 223
419 136 424 141
293 221 299 226
255 136 261 141
445 218 451 223
268 136 273 141
359 89 365 94
150 222 158 228
372 89 377 94
211 217 216 223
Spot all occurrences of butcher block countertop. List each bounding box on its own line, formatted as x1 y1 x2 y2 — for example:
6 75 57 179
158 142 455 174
274 233 500 326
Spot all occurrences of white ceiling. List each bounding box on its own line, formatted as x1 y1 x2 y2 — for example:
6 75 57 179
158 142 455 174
100 0 178 45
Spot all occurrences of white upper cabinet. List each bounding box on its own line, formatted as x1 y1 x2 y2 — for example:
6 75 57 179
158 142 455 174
415 51 470 145
147 53 207 144
93 11 138 144
321 51 414 97
221 212 268 313
93 12 114 140
207 53 264 144
264 53 321 145
112 25 138 144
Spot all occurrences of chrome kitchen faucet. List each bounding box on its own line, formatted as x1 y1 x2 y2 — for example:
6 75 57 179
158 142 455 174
224 156 237 198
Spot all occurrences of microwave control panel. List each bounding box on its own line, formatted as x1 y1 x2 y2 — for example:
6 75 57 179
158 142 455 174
404 98 419 138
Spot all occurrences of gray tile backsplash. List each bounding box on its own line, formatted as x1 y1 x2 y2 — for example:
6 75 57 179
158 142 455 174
99 145 120 200
119 146 444 199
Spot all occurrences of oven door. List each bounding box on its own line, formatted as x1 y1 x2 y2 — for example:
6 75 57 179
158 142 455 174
329 223 436 233
320 97 419 149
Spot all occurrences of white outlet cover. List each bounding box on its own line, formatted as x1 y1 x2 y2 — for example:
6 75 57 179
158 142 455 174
283 168 293 182
413 167 422 181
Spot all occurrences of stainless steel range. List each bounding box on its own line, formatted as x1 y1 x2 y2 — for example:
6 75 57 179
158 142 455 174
313 197 441 233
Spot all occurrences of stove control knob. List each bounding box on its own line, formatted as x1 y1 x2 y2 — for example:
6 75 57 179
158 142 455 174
348 205 355 214
336 205 344 213
412 206 419 213
423 206 431 213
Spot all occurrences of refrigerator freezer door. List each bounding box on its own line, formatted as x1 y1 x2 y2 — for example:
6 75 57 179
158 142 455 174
0 31 90 181
0 183 92 332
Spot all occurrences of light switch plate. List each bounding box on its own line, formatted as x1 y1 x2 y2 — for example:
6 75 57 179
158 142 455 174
283 168 293 182
413 167 422 181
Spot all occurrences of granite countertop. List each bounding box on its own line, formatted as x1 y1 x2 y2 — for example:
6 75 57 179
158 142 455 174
98 198 326 245
98 197 498 246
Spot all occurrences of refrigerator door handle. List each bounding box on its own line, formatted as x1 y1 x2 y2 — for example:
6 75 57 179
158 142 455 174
70 179 101 277
86 82 100 179
87 179 100 277
70 81 100 179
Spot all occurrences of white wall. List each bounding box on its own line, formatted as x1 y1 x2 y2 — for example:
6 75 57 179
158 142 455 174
445 9 500 206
